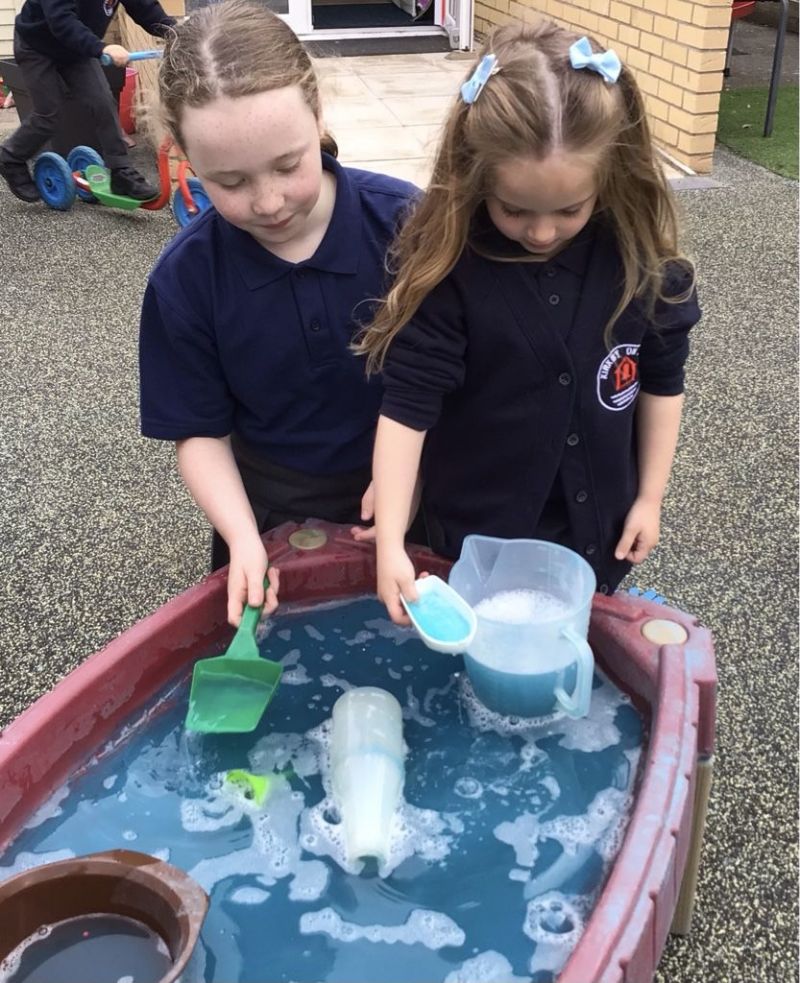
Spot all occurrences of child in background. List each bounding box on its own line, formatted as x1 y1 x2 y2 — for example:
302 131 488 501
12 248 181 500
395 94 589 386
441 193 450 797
139 0 417 625
356 21 701 624
0 0 174 203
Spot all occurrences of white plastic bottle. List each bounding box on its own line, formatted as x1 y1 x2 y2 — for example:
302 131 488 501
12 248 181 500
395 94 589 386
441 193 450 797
330 687 405 865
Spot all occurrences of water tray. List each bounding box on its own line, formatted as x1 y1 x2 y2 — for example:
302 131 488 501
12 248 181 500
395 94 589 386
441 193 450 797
0 522 716 983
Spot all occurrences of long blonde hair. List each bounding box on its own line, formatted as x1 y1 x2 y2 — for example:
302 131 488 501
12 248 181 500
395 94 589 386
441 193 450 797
356 19 692 374
158 0 336 156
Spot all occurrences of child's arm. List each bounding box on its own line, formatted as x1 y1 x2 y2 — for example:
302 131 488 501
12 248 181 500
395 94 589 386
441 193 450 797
176 436 279 626
38 0 107 58
119 0 176 37
615 392 685 564
373 415 427 624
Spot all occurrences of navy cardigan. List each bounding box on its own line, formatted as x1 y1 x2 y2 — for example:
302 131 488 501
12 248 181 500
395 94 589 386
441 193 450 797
16 0 174 64
381 216 701 593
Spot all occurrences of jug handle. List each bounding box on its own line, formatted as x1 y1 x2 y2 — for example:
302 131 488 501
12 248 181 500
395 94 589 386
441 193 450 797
554 627 593 719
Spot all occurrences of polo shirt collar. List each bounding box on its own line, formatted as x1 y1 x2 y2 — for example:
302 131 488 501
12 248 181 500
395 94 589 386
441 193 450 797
220 152 361 290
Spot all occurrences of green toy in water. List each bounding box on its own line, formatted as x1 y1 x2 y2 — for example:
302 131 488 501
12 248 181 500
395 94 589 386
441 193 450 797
185 582 282 734
225 770 273 805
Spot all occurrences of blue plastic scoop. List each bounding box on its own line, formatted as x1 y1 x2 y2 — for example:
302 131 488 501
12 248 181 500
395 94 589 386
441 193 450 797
401 576 477 654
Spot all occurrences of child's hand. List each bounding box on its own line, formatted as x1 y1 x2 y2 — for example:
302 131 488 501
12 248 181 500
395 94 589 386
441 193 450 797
615 498 661 564
227 537 280 627
377 545 418 625
102 44 130 67
350 481 376 543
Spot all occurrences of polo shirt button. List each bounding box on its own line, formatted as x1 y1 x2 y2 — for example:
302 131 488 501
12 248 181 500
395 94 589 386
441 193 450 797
575 489 588 503
295 269 307 278
545 266 557 278
558 373 572 386
599 583 610 595
566 433 579 446
585 543 597 556
548 293 560 306
310 319 321 332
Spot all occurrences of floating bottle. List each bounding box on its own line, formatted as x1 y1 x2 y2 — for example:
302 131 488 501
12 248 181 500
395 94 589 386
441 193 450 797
330 687 405 866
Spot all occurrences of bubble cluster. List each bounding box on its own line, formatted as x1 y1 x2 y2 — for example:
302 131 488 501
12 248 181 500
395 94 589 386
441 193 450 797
299 907 465 950
474 589 571 624
524 893 582 945
444 950 530 983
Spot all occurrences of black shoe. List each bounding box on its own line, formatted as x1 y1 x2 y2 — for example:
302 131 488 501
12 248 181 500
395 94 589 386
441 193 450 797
110 166 158 201
0 152 40 203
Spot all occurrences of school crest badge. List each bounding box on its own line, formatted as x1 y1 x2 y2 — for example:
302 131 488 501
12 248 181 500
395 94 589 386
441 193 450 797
596 344 640 411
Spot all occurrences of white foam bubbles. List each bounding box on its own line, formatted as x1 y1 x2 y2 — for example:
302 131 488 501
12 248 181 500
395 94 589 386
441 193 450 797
22 785 70 829
282 665 312 686
281 648 302 667
230 885 271 905
299 907 465 949
474 590 571 624
524 892 582 946
460 677 564 736
320 673 352 692
301 792 458 879
494 813 540 868
444 950 530 982
454 777 483 800
404 685 435 728
0 849 74 878
249 731 320 780
288 859 329 901
364 618 416 647
539 787 628 857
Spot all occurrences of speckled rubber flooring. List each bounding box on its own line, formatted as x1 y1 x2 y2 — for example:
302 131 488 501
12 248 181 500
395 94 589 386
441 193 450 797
0 144 796 982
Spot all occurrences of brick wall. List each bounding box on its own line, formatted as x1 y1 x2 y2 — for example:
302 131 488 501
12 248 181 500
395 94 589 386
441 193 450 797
474 0 731 174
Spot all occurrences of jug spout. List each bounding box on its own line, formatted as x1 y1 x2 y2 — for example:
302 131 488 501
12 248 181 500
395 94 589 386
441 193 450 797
454 535 506 598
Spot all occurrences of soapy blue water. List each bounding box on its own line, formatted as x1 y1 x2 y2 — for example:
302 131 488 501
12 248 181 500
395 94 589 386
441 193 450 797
407 590 471 643
1 597 644 983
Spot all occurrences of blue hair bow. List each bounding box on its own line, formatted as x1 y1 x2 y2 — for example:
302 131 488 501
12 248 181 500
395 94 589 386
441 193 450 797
569 36 621 84
460 54 499 105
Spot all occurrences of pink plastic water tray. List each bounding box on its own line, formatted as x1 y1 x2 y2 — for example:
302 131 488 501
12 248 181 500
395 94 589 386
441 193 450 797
0 522 716 983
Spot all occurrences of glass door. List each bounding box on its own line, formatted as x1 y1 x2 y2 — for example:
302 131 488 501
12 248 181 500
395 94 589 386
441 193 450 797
435 0 472 49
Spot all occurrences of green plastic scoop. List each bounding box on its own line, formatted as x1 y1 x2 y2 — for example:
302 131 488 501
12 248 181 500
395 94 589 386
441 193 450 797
185 593 282 734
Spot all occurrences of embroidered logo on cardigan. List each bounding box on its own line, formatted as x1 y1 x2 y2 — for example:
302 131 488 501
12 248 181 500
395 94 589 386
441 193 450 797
597 344 640 411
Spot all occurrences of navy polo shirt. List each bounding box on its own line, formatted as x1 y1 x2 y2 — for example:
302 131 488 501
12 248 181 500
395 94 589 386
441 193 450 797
140 154 417 475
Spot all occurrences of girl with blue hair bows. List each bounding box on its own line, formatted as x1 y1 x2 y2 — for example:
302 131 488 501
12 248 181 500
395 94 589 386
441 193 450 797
355 20 701 624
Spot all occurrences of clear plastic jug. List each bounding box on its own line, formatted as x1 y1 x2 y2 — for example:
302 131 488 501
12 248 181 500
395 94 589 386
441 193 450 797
448 537 596 719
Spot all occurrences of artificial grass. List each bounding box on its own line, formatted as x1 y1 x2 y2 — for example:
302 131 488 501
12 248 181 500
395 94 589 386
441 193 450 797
716 85 799 179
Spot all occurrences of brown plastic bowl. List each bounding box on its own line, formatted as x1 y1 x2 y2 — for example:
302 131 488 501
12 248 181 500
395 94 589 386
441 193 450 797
0 849 208 983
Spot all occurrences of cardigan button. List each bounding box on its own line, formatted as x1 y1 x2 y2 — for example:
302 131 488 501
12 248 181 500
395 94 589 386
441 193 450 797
545 266 557 278
309 320 321 333
585 543 597 556
566 433 579 447
575 489 588 504
558 373 572 386
548 293 560 306
599 583 610 595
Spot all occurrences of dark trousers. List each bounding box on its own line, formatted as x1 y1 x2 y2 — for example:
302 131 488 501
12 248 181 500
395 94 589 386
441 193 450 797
210 438 374 571
211 436 428 571
3 34 129 168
